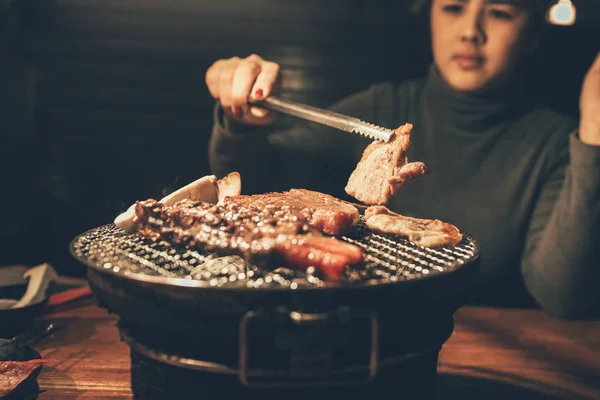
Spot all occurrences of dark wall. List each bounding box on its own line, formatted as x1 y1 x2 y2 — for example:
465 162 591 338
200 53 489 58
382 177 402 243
0 0 597 276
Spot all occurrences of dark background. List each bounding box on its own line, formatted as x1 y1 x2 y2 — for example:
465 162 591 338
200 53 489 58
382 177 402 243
1 0 599 277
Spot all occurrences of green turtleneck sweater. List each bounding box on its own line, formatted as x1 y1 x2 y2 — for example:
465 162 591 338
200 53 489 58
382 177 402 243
208 65 600 319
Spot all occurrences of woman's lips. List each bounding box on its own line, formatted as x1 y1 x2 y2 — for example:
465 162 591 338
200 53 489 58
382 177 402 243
453 54 484 70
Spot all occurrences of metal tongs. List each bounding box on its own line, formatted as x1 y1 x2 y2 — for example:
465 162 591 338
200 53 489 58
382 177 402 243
250 96 394 142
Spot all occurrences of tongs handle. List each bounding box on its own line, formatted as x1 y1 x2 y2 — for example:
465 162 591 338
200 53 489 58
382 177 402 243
250 96 394 142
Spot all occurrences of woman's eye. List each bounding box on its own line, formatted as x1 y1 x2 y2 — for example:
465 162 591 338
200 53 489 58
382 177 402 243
489 9 514 20
443 4 463 14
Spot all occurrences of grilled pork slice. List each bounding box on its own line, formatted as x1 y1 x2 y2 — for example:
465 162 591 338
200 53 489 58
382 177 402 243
364 206 463 248
0 359 48 396
134 199 363 280
345 123 428 205
221 189 360 236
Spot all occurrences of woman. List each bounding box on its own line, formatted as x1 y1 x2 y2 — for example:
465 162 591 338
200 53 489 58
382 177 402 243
206 0 600 319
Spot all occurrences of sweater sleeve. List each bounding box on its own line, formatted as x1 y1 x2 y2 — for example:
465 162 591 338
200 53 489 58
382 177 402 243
208 85 393 197
522 131 600 319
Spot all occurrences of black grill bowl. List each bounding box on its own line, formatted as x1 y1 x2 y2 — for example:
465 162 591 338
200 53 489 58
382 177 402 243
70 223 480 398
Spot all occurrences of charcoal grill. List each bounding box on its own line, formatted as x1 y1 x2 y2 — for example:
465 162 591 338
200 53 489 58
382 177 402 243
70 219 480 399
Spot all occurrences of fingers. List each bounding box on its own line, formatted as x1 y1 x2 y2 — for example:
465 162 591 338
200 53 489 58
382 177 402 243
205 59 224 99
250 61 280 99
205 54 281 124
581 50 600 107
217 57 239 109
591 51 600 73
249 61 280 118
579 51 600 144
231 55 262 116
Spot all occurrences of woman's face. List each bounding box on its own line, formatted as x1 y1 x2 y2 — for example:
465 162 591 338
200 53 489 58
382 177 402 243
431 0 535 93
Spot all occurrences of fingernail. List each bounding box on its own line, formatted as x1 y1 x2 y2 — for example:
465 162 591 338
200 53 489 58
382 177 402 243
254 89 264 98
251 107 268 118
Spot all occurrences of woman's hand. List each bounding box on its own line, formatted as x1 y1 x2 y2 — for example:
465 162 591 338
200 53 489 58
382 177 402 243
579 51 600 146
205 54 281 126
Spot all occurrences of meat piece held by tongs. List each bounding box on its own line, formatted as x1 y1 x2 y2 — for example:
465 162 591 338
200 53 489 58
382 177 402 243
345 123 428 206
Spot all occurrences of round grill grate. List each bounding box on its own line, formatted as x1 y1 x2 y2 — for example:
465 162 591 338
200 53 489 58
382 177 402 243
71 221 479 289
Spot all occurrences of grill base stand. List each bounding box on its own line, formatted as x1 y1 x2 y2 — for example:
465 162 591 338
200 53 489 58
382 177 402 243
130 346 440 400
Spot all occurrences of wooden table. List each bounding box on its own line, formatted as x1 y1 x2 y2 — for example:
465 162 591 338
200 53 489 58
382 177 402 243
32 300 600 399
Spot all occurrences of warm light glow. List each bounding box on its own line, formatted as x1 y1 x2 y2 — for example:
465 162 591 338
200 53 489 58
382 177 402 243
548 0 576 26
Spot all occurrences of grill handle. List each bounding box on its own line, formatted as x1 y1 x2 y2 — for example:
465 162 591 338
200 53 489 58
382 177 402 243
120 324 443 385
238 307 380 388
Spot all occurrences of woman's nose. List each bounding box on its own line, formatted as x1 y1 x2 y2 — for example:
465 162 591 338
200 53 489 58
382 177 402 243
460 12 485 44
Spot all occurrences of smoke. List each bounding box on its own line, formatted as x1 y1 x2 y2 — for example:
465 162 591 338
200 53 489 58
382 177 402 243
162 175 181 198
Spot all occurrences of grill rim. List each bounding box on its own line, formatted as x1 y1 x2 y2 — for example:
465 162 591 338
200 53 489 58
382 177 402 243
70 223 481 293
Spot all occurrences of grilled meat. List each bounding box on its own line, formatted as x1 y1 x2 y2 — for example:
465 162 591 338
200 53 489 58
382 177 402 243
345 123 428 205
221 189 360 236
364 206 462 248
134 199 364 280
0 360 48 396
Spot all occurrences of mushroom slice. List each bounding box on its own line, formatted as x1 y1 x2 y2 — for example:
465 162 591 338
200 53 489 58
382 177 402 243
160 174 219 205
113 203 139 233
114 174 223 233
217 172 242 204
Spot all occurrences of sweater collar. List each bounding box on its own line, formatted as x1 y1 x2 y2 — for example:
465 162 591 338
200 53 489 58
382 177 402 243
422 63 530 132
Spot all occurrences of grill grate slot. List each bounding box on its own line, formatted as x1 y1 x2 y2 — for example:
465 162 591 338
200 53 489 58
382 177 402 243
72 221 478 289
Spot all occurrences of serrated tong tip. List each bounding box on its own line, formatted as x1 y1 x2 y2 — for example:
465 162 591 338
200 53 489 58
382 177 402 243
249 96 395 142
351 122 395 142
